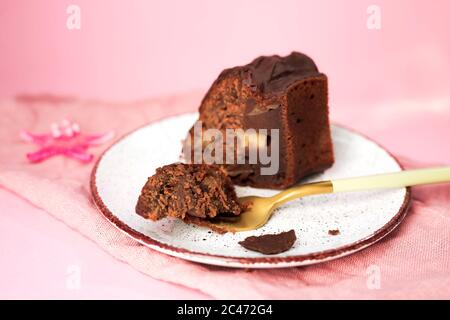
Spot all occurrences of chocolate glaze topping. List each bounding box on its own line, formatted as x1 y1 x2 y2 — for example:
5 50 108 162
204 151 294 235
242 52 319 94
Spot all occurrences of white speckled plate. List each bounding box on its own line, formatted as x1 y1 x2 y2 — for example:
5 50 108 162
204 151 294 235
91 113 410 268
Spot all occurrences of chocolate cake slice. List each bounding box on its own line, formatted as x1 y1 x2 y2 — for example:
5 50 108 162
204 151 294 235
183 52 334 189
136 163 243 224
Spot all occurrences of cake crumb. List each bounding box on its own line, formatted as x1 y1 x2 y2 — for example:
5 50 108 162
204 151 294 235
328 229 340 236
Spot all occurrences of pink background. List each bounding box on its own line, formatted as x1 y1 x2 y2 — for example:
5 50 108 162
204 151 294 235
1 0 449 104
1 0 449 299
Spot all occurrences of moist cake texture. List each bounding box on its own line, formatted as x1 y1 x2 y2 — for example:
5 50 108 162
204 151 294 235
135 163 243 222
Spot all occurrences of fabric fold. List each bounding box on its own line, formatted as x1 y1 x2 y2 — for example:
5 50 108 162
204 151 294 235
0 95 449 299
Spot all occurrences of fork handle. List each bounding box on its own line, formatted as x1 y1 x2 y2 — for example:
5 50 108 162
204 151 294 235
271 166 450 207
332 166 450 192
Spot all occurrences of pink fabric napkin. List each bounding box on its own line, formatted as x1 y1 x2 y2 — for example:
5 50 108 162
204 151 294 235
0 94 449 299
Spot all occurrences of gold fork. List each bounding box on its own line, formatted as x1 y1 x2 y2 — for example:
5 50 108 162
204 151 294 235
211 166 450 232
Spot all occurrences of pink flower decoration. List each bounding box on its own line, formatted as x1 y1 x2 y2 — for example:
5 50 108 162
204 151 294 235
21 119 114 163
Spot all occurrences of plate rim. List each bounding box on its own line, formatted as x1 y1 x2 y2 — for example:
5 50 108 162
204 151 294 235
90 112 411 267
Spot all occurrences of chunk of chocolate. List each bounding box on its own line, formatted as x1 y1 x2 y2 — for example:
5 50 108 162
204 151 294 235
239 230 297 254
